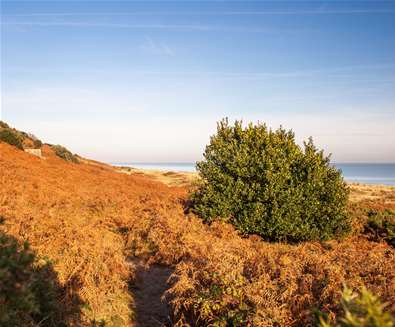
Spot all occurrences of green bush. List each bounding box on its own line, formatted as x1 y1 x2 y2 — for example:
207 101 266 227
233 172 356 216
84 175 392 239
191 119 350 242
319 287 394 327
51 145 79 163
364 209 395 247
0 231 64 326
26 133 43 148
33 139 43 148
0 121 10 129
0 129 23 150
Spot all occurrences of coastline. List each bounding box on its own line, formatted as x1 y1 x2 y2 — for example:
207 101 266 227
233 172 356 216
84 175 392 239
114 165 395 204
112 162 395 186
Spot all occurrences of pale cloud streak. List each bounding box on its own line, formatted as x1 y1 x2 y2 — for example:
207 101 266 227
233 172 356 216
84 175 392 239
4 9 395 17
4 63 395 81
139 37 175 56
1 21 305 33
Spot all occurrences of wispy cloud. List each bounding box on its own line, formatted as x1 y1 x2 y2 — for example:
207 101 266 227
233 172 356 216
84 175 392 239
1 21 302 33
139 37 175 56
4 63 395 80
4 9 395 17
1 21 214 30
122 63 395 79
224 9 395 15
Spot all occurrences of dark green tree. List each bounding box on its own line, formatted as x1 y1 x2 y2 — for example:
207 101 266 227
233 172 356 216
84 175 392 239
191 119 350 242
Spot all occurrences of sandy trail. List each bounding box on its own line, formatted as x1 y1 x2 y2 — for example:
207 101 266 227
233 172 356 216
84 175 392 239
130 260 174 327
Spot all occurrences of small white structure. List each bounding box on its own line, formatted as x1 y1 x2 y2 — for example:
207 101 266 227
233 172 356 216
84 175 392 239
25 148 42 158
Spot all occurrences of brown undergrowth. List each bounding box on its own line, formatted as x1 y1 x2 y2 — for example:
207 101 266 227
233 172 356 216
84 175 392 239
1 141 394 326
0 142 184 325
124 205 395 326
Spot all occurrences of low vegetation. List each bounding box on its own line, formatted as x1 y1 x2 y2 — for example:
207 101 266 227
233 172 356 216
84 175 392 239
1 121 394 326
319 287 394 327
0 129 24 150
364 209 395 247
30 135 43 149
0 122 77 163
161 224 394 326
192 119 350 242
0 121 43 150
0 229 74 326
51 145 79 163
0 121 9 129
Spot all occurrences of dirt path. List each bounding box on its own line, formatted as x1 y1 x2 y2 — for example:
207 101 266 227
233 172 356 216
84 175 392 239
130 260 174 327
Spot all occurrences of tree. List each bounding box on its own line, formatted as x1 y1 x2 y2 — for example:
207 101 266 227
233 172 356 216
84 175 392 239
191 118 350 242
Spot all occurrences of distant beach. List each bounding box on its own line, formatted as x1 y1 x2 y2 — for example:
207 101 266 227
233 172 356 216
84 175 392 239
113 162 395 186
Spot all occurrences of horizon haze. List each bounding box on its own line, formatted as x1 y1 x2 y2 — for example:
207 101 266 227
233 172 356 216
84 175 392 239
1 0 395 163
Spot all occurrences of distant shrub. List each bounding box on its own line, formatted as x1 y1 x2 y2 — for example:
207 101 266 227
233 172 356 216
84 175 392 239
191 119 350 242
0 121 10 129
0 129 24 150
52 145 79 163
26 133 43 148
364 209 395 247
0 231 64 326
33 139 43 148
319 287 394 327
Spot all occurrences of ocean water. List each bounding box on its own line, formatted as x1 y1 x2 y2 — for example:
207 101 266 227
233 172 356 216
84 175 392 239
113 162 395 186
335 163 395 186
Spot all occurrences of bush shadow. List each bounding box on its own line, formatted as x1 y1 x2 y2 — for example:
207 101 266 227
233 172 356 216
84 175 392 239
0 224 84 327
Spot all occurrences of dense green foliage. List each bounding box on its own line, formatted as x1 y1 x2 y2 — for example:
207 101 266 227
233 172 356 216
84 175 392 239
319 287 394 327
0 231 64 326
0 129 23 150
51 145 79 163
364 209 395 247
192 119 350 242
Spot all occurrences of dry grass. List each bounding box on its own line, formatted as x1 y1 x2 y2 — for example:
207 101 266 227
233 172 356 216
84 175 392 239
1 141 394 326
117 168 395 200
349 183 395 205
0 143 185 325
115 166 198 187
121 199 395 326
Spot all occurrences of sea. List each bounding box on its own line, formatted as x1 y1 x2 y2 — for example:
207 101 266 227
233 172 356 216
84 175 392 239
112 162 395 186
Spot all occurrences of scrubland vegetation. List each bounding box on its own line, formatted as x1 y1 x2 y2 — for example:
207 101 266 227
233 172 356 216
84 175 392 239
0 128 24 150
0 121 394 326
0 121 77 163
319 287 394 327
191 119 350 242
51 145 79 163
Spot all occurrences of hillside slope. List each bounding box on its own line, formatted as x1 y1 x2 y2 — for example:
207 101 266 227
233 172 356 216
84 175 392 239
0 141 187 325
1 136 395 326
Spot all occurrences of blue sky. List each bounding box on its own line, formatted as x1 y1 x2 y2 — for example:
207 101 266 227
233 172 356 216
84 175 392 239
1 0 395 163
